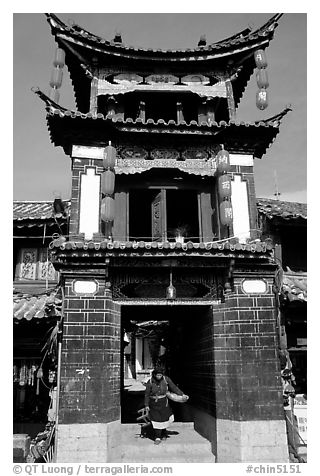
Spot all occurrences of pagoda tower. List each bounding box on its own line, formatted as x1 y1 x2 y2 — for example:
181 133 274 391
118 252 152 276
35 13 291 462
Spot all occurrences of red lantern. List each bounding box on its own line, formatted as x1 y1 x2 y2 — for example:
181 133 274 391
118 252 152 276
101 170 115 196
103 145 117 170
218 174 232 200
53 48 65 68
256 89 269 110
254 49 268 69
216 149 231 175
256 69 269 89
220 200 233 226
49 68 63 89
101 196 115 222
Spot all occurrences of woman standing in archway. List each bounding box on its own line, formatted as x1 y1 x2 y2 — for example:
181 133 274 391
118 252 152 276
144 367 185 445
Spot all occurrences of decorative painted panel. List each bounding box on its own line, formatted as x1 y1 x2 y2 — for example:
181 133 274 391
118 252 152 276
111 268 224 300
119 146 148 160
38 249 58 281
145 74 179 84
150 149 179 161
19 249 37 280
16 248 58 281
182 148 209 161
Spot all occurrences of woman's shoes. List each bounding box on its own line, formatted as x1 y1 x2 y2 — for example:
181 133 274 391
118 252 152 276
154 438 161 445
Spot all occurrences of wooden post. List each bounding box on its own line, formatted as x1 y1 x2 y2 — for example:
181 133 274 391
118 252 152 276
139 101 146 122
225 79 236 121
206 99 215 125
107 96 117 116
198 100 207 125
176 102 184 124
89 77 98 115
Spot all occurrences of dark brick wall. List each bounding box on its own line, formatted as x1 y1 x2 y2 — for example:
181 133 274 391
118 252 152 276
184 275 283 422
182 307 216 415
59 277 121 424
212 275 283 421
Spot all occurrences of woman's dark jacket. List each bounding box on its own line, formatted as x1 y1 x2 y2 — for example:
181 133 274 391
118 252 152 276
144 375 183 407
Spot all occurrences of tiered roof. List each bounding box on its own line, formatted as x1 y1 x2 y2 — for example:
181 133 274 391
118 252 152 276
45 13 283 112
13 287 62 321
13 200 70 228
34 88 291 158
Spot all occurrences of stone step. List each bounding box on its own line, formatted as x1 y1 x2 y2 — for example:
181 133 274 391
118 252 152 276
117 456 216 463
122 443 213 457
114 422 216 463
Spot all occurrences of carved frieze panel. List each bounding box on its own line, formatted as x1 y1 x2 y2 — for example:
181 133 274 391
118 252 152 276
181 75 210 85
113 74 143 84
111 268 224 300
145 74 179 84
118 146 148 160
182 148 210 161
115 157 217 176
150 149 180 161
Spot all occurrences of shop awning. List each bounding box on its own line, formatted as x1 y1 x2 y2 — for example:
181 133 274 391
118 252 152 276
13 287 62 321
282 272 307 302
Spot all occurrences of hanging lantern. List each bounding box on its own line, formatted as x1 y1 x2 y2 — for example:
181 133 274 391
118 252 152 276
166 270 176 300
103 144 117 170
220 200 233 226
101 196 115 222
216 149 231 175
101 170 115 196
256 69 269 89
49 68 63 89
254 49 268 69
53 48 65 68
256 89 269 110
48 88 60 104
218 174 232 200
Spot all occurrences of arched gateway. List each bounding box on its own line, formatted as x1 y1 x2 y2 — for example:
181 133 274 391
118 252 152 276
34 13 290 462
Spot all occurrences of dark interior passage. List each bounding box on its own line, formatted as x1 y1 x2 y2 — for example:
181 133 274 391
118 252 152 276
166 190 199 241
121 305 215 423
129 189 199 241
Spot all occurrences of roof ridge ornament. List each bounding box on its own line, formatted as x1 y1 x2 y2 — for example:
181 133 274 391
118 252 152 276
113 31 123 44
255 105 292 125
198 34 207 47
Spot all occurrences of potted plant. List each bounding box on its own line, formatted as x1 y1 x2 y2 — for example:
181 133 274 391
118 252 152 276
173 224 189 244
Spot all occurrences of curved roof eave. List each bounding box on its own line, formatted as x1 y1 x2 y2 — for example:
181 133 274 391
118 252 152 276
33 89 289 160
45 13 282 112
45 13 282 60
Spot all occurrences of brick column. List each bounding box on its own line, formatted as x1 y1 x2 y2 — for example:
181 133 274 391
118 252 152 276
212 274 289 462
56 275 121 462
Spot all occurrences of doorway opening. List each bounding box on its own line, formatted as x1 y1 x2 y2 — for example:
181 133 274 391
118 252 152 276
129 189 200 241
120 304 214 424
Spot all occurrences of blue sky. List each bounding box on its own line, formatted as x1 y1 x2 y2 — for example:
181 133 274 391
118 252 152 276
13 12 306 202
